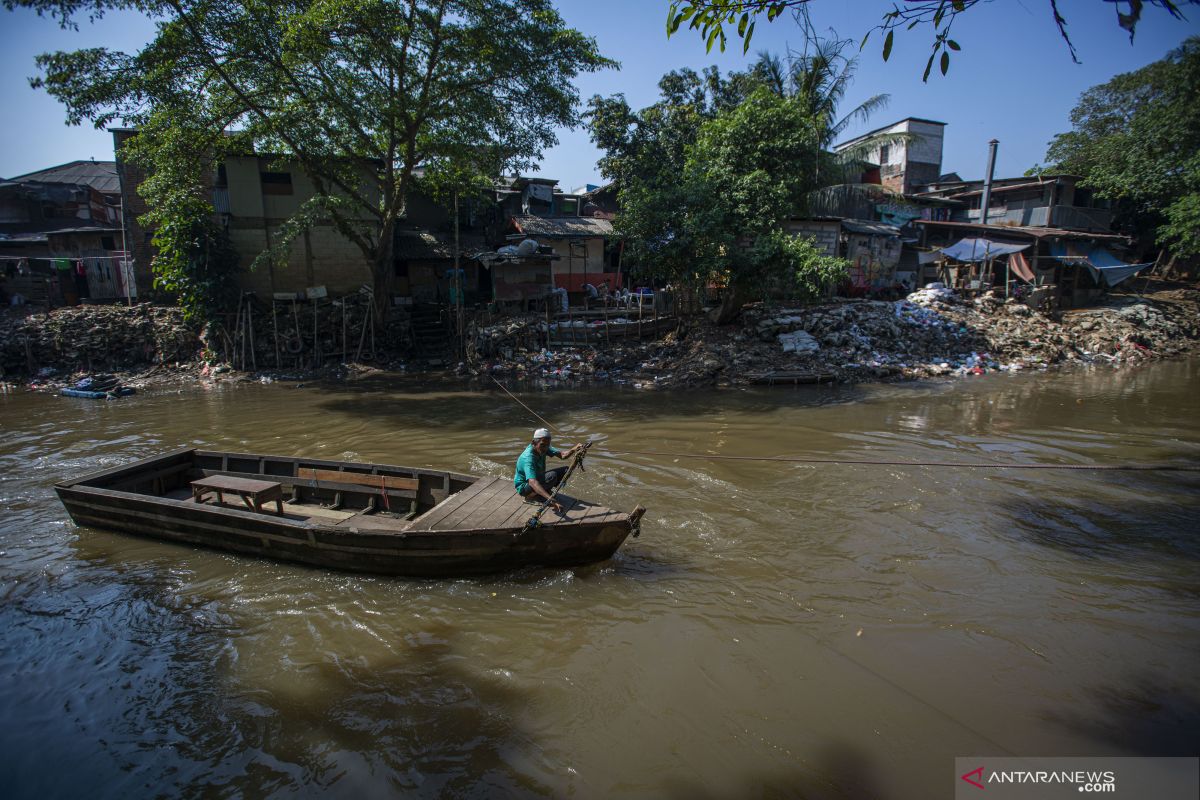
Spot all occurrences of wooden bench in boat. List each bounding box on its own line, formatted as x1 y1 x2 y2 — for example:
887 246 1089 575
191 475 284 515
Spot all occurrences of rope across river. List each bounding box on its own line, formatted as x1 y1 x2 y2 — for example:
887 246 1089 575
489 376 1200 473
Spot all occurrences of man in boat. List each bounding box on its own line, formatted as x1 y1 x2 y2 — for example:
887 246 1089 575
514 428 584 511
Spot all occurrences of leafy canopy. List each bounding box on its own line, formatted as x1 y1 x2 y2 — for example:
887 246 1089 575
665 1 1198 82
587 66 849 302
11 0 613 318
1045 36 1200 258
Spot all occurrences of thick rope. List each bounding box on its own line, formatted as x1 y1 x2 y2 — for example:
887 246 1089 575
488 378 1197 472
490 376 559 434
598 449 1200 472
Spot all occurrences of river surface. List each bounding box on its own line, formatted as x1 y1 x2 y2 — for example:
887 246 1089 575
2 361 1198 798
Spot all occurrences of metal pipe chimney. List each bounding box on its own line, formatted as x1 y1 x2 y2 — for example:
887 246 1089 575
980 139 999 225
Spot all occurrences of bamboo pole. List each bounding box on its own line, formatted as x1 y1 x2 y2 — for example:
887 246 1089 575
272 299 280 368
247 295 257 370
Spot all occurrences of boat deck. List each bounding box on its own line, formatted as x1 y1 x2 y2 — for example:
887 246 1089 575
168 475 623 533
406 477 623 532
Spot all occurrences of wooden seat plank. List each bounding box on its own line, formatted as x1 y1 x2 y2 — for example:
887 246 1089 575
191 475 283 515
409 477 500 531
297 467 418 492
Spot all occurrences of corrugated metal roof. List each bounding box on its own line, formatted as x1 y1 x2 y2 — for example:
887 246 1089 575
8 161 121 194
395 228 487 259
915 219 1130 242
841 219 902 237
511 215 613 238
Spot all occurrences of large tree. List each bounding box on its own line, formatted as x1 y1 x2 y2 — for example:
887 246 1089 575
1045 36 1200 260
10 0 612 317
587 67 848 317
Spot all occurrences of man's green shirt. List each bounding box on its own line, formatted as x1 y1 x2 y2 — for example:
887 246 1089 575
514 443 560 493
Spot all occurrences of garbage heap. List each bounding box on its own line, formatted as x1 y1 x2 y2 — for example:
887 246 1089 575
0 304 198 378
469 286 1200 388
468 317 547 359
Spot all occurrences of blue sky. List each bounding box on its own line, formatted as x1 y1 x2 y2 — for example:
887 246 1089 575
0 1 1196 187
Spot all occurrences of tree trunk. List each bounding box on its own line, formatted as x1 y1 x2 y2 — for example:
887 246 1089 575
710 279 752 325
372 219 396 322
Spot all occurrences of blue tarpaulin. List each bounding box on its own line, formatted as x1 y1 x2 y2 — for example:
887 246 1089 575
1047 243 1152 287
939 238 1030 262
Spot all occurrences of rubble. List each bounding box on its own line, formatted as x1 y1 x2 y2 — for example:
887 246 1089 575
1 303 197 378
466 283 1200 388
4 282 1198 395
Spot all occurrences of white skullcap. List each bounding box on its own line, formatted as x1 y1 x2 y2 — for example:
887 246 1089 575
533 428 551 440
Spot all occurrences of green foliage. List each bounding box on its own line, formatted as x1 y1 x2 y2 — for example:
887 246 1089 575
16 0 613 311
1046 36 1200 258
1160 193 1200 259
664 1 1198 81
589 68 853 301
754 230 848 300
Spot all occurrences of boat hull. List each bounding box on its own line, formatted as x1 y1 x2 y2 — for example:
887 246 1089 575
55 449 641 577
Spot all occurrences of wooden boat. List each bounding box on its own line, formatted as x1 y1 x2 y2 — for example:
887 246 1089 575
55 448 645 577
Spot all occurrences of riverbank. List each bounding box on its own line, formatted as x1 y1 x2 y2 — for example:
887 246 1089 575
3 280 1198 395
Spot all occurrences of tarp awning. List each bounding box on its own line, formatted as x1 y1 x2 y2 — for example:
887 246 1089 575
1048 243 1153 287
939 237 1029 262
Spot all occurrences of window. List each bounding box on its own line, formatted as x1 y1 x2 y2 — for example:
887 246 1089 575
260 171 293 195
394 260 409 278
101 236 116 250
879 145 890 164
216 164 228 187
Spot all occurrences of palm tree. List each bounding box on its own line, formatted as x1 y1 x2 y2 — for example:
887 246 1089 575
753 41 890 154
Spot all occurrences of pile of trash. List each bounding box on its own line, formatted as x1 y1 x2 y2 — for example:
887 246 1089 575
467 286 1200 389
1 303 198 378
468 316 547 359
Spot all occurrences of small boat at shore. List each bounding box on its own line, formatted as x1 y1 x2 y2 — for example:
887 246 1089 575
55 448 645 577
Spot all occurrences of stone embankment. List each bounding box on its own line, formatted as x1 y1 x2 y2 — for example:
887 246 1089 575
474 284 1200 387
3 283 1199 393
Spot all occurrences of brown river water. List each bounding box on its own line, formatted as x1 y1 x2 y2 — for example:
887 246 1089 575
2 361 1198 798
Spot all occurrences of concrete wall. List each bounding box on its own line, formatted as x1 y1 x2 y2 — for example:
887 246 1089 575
112 129 156 293
222 157 379 297
783 220 841 258
546 237 606 275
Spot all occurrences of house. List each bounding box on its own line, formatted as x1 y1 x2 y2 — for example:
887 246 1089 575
0 160 132 305
915 220 1134 307
833 117 946 195
913 173 1114 233
113 129 382 301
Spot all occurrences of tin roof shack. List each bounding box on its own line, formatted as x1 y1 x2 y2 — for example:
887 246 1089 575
0 175 128 305
580 183 618 220
782 217 911 297
916 220 1134 308
914 174 1114 233
507 214 617 294
394 227 489 305
478 250 557 311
